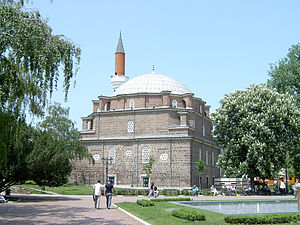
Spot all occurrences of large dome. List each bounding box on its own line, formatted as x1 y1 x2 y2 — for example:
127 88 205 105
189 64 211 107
112 73 192 96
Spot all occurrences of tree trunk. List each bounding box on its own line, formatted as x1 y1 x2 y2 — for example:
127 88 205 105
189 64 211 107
250 177 255 191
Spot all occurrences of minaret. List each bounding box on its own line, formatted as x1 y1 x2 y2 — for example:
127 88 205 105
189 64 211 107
111 33 129 91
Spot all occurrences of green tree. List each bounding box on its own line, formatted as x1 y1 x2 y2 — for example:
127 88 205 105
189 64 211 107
195 160 206 189
212 84 299 187
27 103 92 187
0 114 34 192
195 160 206 176
0 0 80 164
142 157 155 179
267 43 300 104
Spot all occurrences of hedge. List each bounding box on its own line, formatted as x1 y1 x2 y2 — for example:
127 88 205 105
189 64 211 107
136 199 155 207
150 197 192 202
225 213 300 224
172 209 206 221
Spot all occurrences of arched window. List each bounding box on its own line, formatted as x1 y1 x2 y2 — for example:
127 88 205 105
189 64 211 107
172 99 177 108
142 147 150 163
127 120 134 132
206 150 209 165
199 148 202 160
129 99 135 109
182 100 186 108
109 147 115 163
104 102 111 111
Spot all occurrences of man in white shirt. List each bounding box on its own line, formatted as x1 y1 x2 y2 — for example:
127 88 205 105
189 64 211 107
280 181 286 196
93 180 102 209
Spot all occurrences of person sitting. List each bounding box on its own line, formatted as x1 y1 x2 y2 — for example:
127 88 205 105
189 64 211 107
222 186 229 196
192 185 198 196
210 185 218 196
231 186 236 196
265 186 271 195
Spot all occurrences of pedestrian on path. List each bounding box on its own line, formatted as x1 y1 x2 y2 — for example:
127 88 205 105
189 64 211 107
192 185 198 196
104 180 114 209
93 180 102 209
148 182 155 198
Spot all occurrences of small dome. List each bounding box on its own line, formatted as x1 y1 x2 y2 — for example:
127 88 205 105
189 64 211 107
112 74 192 96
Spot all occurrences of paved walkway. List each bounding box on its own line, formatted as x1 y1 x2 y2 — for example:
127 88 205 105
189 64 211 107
0 194 294 225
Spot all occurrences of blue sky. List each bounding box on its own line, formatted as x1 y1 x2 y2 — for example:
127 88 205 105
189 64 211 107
26 0 300 129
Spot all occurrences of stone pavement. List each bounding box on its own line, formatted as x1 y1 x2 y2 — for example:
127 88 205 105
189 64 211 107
0 194 294 225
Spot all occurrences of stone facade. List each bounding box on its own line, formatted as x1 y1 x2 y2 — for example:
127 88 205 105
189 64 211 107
71 91 220 189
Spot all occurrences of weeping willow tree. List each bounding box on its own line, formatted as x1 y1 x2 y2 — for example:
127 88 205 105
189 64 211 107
0 0 81 191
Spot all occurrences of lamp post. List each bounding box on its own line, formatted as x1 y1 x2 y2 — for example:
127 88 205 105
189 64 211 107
102 157 113 184
286 151 290 194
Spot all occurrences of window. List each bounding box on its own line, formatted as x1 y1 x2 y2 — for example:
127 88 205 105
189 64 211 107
200 105 203 113
182 100 186 108
172 99 177 108
93 153 100 161
129 99 135 109
212 151 215 167
142 147 150 163
109 147 115 163
203 124 205 137
127 120 134 132
143 177 149 187
199 148 202 160
206 150 209 165
125 149 132 157
160 153 168 161
108 176 115 185
104 102 110 111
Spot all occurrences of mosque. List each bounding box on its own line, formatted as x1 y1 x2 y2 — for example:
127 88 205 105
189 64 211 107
71 34 220 189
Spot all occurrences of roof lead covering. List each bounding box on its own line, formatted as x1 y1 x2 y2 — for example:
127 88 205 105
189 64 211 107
116 32 125 53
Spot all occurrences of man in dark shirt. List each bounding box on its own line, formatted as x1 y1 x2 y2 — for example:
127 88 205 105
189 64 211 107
148 182 155 198
104 180 114 209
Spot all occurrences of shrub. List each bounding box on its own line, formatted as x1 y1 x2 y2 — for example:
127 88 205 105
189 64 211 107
172 209 205 221
137 189 149 196
198 190 213 196
224 213 300 224
182 189 194 196
136 199 155 207
162 189 178 196
150 198 191 202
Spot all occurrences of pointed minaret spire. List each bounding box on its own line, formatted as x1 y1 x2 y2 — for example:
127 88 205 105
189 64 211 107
115 32 125 76
116 32 125 53
111 32 129 91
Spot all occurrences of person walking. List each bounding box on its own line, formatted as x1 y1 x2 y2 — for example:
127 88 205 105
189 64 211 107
104 180 114 209
154 185 159 198
148 182 155 198
192 185 198 196
93 180 101 209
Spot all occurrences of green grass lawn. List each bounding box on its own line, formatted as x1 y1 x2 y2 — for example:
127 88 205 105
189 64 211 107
20 183 93 195
116 201 227 225
116 201 297 225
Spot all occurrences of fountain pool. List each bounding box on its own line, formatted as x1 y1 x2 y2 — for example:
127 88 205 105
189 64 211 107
174 200 297 215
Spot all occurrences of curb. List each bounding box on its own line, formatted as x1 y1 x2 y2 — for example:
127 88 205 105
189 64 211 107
114 203 151 225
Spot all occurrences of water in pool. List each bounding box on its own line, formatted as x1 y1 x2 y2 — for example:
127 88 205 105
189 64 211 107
176 200 297 215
